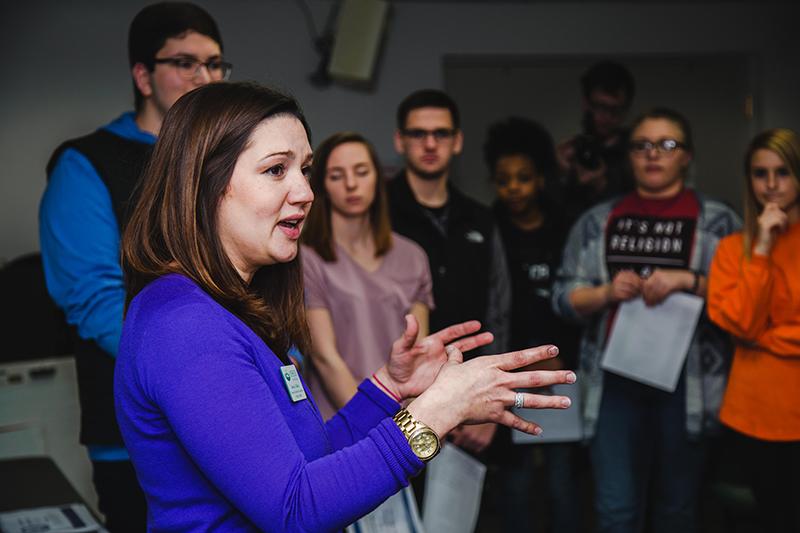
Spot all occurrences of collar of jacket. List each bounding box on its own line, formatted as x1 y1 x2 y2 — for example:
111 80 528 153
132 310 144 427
391 169 474 225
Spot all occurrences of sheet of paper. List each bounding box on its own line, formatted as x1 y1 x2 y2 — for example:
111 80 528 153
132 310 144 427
512 382 583 444
347 486 424 533
0 504 106 533
422 442 486 533
601 293 704 392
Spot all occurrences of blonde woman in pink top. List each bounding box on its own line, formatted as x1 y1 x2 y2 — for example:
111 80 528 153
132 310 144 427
302 132 434 419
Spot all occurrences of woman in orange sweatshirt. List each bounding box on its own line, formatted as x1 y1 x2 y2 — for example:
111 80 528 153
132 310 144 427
707 128 800 533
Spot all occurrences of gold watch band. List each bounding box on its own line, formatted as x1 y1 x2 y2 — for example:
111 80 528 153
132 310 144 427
393 408 422 439
392 408 441 462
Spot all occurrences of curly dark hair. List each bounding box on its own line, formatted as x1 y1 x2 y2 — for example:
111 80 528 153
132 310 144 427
483 117 558 182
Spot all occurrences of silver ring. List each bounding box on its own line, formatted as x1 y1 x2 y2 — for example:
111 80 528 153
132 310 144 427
514 392 524 409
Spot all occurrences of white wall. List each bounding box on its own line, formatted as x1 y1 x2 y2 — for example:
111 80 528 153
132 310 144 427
1 0 798 262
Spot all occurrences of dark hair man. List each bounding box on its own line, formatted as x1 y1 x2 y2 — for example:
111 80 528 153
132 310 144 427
556 61 636 223
388 89 511 456
39 3 228 530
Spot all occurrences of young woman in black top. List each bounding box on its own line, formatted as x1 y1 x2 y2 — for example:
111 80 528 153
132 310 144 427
484 117 584 533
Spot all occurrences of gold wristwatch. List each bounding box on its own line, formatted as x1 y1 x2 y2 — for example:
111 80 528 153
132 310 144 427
393 408 441 462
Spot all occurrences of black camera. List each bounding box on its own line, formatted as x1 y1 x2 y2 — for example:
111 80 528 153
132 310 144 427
572 135 603 170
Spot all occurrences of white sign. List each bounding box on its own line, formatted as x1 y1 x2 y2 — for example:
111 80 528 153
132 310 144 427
601 293 704 392
422 443 486 533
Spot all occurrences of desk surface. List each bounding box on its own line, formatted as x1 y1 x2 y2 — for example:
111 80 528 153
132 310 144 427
0 456 86 512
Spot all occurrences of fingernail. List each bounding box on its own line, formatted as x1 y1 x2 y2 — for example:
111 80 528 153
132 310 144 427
566 372 577 383
561 397 572 408
445 345 456 355
534 427 543 436
548 346 559 356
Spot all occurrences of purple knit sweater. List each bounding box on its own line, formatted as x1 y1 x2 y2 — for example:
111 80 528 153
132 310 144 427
114 274 423 532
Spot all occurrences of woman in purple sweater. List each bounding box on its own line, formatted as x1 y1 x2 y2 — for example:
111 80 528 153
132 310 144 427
114 82 576 532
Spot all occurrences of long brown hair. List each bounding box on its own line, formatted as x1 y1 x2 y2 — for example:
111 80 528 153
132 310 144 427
742 128 800 259
302 132 392 262
122 82 311 361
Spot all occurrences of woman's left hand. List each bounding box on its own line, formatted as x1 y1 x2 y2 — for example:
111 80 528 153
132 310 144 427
374 315 494 401
641 268 694 306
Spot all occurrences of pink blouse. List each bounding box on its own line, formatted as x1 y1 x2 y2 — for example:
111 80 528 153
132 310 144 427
302 233 434 419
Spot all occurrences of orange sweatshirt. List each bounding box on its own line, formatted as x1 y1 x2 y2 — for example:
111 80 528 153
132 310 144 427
708 222 800 441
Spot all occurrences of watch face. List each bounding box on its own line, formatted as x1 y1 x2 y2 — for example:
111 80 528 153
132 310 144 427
410 430 439 460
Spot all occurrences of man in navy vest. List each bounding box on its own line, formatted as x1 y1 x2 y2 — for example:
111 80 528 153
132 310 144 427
39 3 229 530
387 89 511 456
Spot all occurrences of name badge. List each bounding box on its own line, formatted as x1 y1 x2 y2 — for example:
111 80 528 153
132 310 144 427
280 364 307 402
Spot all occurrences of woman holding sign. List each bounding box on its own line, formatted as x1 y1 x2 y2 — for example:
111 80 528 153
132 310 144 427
707 128 800 533
113 82 576 532
552 108 739 533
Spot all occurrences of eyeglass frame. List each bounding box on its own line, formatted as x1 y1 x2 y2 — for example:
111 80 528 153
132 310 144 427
400 128 459 143
629 138 687 156
587 99 629 118
152 55 233 81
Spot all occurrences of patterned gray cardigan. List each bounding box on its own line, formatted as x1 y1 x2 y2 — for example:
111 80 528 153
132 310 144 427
552 191 742 440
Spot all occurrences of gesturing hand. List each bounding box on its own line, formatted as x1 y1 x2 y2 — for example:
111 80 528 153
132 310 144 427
407 344 577 438
375 315 494 401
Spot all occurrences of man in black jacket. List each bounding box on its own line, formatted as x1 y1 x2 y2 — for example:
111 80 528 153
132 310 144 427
388 89 510 455
40 4 228 530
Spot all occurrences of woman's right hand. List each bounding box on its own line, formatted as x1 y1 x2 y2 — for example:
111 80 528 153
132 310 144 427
406 344 576 438
606 270 642 303
754 202 788 256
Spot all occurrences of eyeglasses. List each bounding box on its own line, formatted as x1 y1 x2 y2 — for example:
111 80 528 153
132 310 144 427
153 56 233 81
401 128 457 142
588 100 628 117
629 139 686 155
